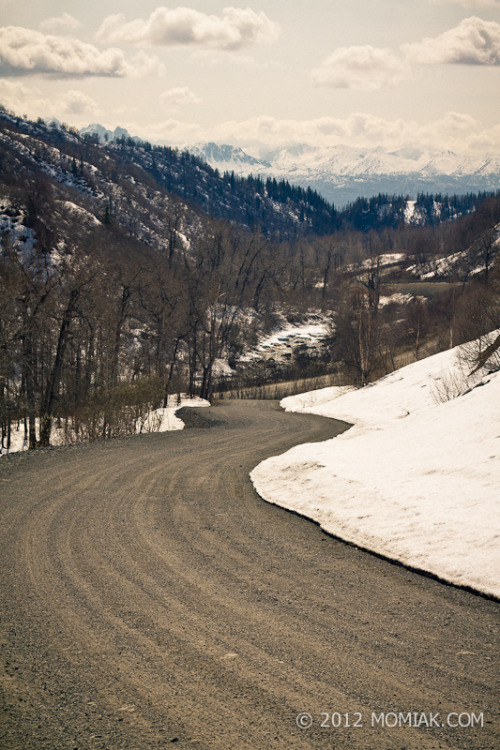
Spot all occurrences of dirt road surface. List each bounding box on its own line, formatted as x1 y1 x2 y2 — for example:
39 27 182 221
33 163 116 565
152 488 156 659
0 400 498 749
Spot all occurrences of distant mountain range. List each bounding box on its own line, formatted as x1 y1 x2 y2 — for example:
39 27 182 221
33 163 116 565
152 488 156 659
79 124 499 206
190 142 500 206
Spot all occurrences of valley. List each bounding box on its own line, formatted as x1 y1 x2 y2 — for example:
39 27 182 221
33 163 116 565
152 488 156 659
1 109 499 452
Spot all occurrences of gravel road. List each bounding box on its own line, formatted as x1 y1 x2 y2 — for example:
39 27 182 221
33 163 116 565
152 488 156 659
0 400 498 749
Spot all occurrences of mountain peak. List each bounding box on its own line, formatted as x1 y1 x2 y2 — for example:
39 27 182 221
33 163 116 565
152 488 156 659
79 123 134 143
188 143 271 170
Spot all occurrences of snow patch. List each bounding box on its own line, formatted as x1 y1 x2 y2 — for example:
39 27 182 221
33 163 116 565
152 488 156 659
136 396 210 433
62 201 102 226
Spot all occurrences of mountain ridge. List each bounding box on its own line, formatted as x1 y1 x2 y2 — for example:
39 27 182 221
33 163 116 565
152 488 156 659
190 141 500 205
77 122 499 206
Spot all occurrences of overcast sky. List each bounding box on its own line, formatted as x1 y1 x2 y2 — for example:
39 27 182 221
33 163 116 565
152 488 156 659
1 0 499 154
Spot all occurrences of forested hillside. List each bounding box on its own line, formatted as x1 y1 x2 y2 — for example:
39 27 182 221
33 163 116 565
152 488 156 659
1 109 499 451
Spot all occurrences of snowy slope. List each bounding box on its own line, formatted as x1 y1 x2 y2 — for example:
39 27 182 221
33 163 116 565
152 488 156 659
251 339 500 598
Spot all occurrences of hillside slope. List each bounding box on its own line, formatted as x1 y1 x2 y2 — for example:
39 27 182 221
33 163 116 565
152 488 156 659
0 110 339 241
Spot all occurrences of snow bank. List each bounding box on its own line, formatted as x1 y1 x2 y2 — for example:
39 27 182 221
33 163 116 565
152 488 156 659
135 397 210 433
252 341 500 598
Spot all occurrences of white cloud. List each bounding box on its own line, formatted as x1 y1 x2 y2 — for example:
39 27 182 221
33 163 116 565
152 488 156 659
215 113 416 150
191 48 263 68
312 46 408 90
39 13 82 34
127 50 166 78
62 90 98 116
0 78 41 114
129 117 205 145
160 86 201 110
312 17 500 94
96 6 280 51
0 26 164 78
405 16 500 64
0 80 100 122
428 0 500 7
126 111 500 154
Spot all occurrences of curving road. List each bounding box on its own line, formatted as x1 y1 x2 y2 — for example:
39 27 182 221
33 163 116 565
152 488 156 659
0 400 498 749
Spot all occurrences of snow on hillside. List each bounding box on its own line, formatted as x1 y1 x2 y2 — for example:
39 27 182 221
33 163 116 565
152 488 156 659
251 338 500 598
407 225 500 281
0 199 36 256
346 253 407 273
1 397 210 456
61 201 102 227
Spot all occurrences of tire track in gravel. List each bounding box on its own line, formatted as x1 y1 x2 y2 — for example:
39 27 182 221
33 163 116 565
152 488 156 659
0 400 498 749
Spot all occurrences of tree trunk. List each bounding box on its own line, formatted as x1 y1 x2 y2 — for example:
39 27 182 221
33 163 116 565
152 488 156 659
21 331 38 449
163 337 181 408
39 289 80 447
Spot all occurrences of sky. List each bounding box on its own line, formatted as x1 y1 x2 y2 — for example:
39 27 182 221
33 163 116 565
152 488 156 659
1 0 500 155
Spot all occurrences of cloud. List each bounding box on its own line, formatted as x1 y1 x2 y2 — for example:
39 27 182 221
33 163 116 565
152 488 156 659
213 113 415 149
314 17 500 93
0 80 100 122
224 113 500 153
0 78 41 114
428 0 500 7
62 90 98 116
160 86 201 110
0 26 164 78
96 6 280 51
39 13 81 34
405 16 500 64
127 51 166 78
124 111 500 155
191 48 263 68
129 117 205 145
312 46 408 90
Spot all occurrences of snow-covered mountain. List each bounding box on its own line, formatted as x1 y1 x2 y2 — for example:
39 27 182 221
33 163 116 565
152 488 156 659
78 121 499 205
188 142 271 172
186 142 500 206
79 123 136 143
259 143 500 179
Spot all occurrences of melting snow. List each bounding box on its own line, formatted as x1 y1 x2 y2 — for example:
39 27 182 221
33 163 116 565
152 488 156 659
251 336 500 598
1 396 210 455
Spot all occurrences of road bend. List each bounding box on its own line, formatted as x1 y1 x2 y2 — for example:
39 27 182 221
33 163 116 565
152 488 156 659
0 400 498 749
